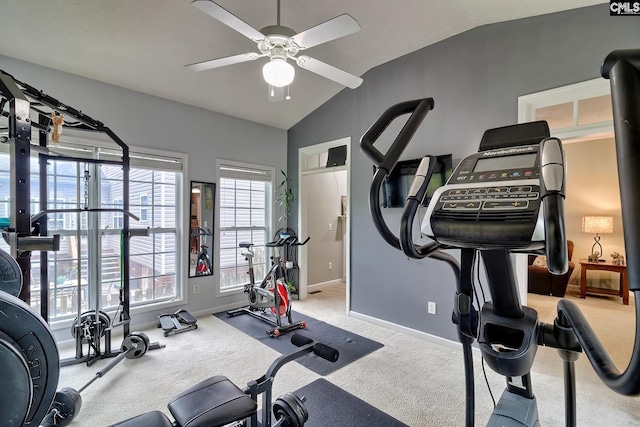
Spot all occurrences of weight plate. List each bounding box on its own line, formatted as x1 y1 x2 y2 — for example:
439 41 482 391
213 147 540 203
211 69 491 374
0 333 32 426
121 332 149 359
47 387 82 427
0 291 60 426
0 248 23 297
71 310 111 343
273 392 308 427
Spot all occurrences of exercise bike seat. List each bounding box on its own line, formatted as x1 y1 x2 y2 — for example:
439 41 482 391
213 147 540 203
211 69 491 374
110 376 257 427
239 241 253 249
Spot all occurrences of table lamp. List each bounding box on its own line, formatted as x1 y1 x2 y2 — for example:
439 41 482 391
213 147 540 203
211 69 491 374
581 215 613 262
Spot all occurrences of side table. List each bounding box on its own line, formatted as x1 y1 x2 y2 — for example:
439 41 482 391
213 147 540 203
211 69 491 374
579 258 628 305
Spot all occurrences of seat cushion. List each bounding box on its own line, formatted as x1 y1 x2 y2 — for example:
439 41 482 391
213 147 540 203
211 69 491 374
168 375 257 427
108 410 174 427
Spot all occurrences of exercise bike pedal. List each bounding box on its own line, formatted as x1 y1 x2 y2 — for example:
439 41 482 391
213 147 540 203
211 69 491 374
268 320 306 338
157 310 198 337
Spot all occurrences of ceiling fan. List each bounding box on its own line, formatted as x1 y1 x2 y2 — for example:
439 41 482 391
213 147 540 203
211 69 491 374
187 0 363 101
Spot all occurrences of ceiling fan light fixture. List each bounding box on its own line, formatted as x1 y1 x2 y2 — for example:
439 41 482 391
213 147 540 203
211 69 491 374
263 58 295 87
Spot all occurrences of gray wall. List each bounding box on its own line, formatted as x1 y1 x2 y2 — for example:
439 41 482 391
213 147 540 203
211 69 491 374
304 169 347 285
0 55 287 336
287 4 640 341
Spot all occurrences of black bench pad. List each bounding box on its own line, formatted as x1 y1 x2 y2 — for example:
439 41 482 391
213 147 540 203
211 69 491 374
108 410 174 427
168 375 257 427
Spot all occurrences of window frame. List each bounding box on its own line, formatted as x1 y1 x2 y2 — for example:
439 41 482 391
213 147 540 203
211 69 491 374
215 159 275 296
518 78 613 142
0 133 187 327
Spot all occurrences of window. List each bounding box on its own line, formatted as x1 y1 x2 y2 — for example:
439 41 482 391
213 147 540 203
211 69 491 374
0 141 184 321
139 195 149 222
218 161 273 292
113 199 124 229
518 78 613 141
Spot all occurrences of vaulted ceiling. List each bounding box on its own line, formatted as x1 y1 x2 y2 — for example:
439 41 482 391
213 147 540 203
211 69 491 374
0 0 605 129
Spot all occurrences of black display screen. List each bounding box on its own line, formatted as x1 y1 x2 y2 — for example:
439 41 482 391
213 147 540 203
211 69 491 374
473 153 537 173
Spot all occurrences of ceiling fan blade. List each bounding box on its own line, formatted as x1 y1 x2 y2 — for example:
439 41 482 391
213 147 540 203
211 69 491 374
291 14 360 49
186 52 259 72
296 56 362 89
192 0 265 42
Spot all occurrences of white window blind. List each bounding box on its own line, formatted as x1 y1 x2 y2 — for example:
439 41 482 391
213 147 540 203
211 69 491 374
218 161 273 292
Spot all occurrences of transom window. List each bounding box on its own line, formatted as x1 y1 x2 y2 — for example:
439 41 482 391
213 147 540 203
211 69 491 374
518 78 613 141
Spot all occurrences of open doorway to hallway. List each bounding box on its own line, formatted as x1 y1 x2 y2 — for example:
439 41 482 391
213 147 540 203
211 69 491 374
298 137 350 313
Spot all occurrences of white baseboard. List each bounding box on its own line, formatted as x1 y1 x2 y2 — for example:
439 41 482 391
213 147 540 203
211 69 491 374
349 310 480 354
308 279 343 292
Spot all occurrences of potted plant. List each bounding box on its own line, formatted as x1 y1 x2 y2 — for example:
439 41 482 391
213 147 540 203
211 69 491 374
276 170 298 295
276 169 294 230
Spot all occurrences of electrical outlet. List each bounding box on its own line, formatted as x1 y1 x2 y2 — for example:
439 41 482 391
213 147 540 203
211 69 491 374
193 284 200 294
428 301 436 314
328 223 333 231
328 262 333 270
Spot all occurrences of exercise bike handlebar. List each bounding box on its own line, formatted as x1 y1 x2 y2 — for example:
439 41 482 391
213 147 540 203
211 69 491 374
191 227 212 236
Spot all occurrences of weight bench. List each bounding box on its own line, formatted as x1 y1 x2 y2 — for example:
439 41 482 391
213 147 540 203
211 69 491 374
110 376 257 427
110 334 339 427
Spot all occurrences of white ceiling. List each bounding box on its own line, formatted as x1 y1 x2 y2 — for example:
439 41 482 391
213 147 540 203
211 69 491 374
0 0 605 130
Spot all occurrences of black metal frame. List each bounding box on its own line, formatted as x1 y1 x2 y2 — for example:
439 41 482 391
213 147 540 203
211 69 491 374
0 69 160 366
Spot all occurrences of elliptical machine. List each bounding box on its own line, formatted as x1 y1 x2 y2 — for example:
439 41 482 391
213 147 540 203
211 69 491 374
360 49 640 427
227 235 310 337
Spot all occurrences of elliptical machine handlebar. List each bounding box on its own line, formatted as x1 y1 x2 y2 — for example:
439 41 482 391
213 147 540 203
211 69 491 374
551 48 640 397
538 137 569 275
360 98 441 258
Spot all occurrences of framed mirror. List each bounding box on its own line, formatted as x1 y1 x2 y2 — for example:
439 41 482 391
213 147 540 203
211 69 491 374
189 181 215 277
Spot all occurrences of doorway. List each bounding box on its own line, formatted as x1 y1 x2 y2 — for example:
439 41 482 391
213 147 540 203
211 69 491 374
298 137 350 313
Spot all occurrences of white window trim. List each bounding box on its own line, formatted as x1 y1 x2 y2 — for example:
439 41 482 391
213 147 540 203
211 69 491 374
32 130 189 320
517 78 614 306
518 78 613 143
215 158 276 297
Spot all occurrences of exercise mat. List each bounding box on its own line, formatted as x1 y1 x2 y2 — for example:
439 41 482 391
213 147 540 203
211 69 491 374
214 310 383 375
294 379 408 427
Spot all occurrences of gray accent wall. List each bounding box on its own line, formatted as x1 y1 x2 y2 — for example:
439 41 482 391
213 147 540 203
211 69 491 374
0 55 287 337
287 4 640 341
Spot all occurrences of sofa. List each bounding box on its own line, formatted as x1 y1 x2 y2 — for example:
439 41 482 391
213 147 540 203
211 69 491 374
528 240 575 297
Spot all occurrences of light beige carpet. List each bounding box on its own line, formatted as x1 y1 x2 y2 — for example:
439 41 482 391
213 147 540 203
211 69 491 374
56 283 640 426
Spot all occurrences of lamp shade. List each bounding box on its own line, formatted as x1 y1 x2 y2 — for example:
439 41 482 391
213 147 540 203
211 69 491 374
262 58 295 87
581 216 613 234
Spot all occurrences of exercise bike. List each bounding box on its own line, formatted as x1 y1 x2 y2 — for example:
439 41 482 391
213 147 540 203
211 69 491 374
192 227 212 276
360 48 640 427
227 236 310 337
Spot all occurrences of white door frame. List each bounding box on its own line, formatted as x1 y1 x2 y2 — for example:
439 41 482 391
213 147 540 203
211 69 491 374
517 78 613 305
297 137 351 312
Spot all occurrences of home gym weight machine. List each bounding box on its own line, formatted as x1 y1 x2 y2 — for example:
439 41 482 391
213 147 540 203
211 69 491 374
0 69 164 367
227 233 310 337
360 48 640 426
0 70 167 423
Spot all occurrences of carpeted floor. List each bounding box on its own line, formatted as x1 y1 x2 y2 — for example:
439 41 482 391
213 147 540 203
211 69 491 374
56 283 640 426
